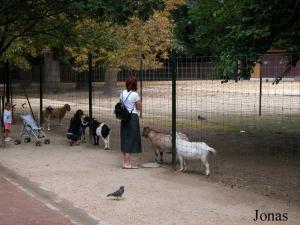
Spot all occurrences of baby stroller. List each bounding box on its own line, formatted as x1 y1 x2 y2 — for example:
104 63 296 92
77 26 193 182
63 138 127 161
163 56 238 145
19 113 50 146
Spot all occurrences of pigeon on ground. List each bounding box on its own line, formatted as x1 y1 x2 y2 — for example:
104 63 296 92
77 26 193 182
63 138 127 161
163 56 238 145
272 76 282 85
107 186 124 199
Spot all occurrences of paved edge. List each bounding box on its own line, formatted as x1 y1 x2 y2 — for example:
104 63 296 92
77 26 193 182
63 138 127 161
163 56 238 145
0 163 109 225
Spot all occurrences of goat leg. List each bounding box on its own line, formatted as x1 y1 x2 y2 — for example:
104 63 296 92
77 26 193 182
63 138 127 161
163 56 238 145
204 161 210 176
183 159 187 172
104 139 109 150
107 135 110 149
201 155 210 176
178 155 184 172
159 152 164 164
81 127 86 143
154 151 159 163
102 136 109 150
46 119 50 131
93 135 98 145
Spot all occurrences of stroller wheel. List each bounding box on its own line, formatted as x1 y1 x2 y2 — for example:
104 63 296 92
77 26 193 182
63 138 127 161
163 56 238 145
14 139 21 145
35 141 42 146
44 139 50 144
24 137 31 143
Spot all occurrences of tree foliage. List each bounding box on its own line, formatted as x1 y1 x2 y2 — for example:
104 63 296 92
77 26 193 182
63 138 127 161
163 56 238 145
67 0 185 70
172 0 300 78
0 0 164 67
110 0 185 69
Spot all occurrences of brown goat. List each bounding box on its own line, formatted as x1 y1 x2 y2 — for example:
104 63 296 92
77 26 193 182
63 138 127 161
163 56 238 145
142 127 189 164
43 104 71 130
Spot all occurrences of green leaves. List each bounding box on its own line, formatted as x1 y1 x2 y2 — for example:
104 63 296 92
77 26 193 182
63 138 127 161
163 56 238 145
67 0 181 70
0 0 165 67
172 0 300 78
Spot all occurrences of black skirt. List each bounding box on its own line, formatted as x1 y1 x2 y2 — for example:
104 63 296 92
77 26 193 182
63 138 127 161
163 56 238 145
120 113 142 153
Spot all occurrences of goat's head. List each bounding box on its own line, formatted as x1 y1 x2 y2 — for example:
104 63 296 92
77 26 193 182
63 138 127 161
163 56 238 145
142 127 152 137
64 104 71 111
176 132 189 141
81 115 93 127
46 106 54 112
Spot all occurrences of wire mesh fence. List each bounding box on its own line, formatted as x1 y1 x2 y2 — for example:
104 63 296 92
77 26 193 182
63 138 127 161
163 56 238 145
1 53 300 153
0 51 300 202
1 52 300 201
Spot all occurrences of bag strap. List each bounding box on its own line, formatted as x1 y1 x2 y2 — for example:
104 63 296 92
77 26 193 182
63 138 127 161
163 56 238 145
121 91 133 104
120 91 134 112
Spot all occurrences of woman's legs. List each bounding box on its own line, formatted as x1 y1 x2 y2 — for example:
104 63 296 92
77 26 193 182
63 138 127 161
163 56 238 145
122 152 138 168
123 153 130 167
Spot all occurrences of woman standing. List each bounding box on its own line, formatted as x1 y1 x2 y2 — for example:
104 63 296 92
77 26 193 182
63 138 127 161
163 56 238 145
120 76 142 169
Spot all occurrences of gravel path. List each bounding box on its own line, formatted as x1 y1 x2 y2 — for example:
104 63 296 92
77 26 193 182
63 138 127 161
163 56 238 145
0 133 299 225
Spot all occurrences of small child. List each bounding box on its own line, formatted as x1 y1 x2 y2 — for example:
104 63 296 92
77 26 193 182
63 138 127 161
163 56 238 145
3 102 12 142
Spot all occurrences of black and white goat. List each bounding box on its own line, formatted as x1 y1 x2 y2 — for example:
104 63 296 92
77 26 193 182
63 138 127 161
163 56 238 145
81 116 110 150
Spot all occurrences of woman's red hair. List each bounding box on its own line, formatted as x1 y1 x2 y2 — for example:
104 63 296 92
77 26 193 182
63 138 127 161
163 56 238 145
126 76 138 91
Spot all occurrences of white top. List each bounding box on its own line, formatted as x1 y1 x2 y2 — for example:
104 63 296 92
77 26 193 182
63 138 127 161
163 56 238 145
3 109 12 124
120 90 140 115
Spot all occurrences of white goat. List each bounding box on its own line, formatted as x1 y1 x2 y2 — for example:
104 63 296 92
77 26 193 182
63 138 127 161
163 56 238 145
176 134 216 176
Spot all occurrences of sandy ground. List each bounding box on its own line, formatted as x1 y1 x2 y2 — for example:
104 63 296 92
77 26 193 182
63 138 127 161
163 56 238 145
0 132 299 225
11 80 300 118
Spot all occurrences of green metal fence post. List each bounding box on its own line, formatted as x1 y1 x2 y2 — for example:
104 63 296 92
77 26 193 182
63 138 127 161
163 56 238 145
139 57 143 118
259 66 262 116
171 49 177 170
5 60 10 102
39 56 44 125
88 52 93 141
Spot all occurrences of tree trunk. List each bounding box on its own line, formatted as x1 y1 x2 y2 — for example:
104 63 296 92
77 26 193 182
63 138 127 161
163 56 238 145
104 67 118 94
44 51 61 93
75 71 88 90
19 69 33 88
